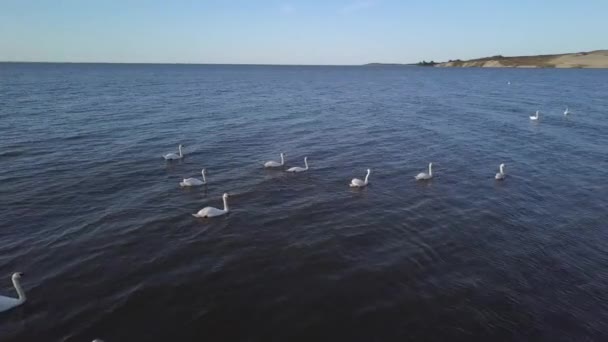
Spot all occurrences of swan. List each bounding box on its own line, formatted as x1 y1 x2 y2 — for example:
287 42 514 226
564 107 569 115
0 272 26 313
350 169 371 187
264 153 285 168
530 110 540 121
163 144 184 160
495 163 506 180
192 193 229 218
286 157 309 173
180 169 207 187
415 163 433 180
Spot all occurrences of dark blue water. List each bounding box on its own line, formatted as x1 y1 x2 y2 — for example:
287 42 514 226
1 63 607 341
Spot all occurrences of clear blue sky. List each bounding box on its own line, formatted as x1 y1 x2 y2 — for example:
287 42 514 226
1 0 607 65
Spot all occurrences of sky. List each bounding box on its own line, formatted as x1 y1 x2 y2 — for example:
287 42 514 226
0 0 607 65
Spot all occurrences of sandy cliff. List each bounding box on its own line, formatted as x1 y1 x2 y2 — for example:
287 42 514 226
436 50 608 68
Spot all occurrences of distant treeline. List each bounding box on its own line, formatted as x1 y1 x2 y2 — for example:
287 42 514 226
417 60 438 66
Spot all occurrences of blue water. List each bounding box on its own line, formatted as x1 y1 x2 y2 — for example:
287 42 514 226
1 63 607 341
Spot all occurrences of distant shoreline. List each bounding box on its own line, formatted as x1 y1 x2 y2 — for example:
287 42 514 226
0 61 364 67
434 50 608 69
3 51 608 68
2 61 413 67
362 63 416 66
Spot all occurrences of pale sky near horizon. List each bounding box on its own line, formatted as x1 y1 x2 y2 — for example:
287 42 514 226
1 0 607 65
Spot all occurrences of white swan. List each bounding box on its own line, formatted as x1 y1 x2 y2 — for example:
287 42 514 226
495 163 506 180
192 193 229 218
0 272 26 313
180 169 207 187
415 163 433 180
530 110 540 121
286 157 308 173
350 169 371 187
163 144 184 160
264 153 285 168
564 107 569 115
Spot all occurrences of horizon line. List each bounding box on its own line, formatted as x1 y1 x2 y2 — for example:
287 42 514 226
0 60 417 67
0 60 416 67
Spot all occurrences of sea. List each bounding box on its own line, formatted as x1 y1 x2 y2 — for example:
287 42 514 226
1 63 607 341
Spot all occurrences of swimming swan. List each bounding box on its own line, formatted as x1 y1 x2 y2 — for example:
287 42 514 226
286 157 309 173
564 107 569 115
530 110 540 121
415 163 433 180
264 153 285 168
0 272 26 313
180 169 207 187
495 163 506 180
350 169 371 187
163 144 184 160
192 193 229 218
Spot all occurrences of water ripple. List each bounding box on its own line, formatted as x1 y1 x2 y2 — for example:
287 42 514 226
0 64 607 341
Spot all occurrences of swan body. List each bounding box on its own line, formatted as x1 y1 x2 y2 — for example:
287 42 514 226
495 163 506 180
350 169 371 187
415 163 433 180
264 153 285 168
564 107 569 115
180 169 207 187
286 157 309 173
530 110 540 121
192 193 229 218
163 144 184 160
0 272 26 313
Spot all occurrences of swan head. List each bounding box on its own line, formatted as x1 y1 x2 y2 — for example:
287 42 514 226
280 153 285 157
222 193 229 199
499 163 505 168
304 156 308 161
366 168 371 174
202 168 206 174
12 272 23 280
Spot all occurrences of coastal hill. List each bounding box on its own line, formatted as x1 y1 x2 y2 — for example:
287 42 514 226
435 50 608 68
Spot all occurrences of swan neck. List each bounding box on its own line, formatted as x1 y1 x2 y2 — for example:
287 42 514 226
428 164 432 176
280 154 284 165
364 170 370 183
12 277 26 302
223 196 229 212
202 170 206 183
178 145 183 157
500 164 504 174
304 158 308 169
